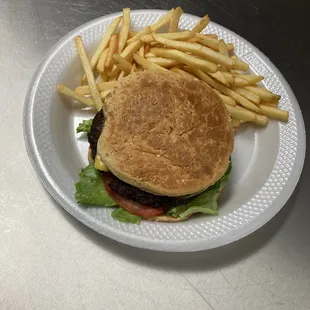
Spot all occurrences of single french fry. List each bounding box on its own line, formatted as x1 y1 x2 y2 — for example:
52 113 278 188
75 81 117 95
232 87 261 104
205 34 217 39
81 16 122 84
127 26 152 44
75 36 102 111
232 119 241 128
225 104 256 122
57 84 94 107
118 8 130 53
150 47 218 73
259 105 289 122
105 34 119 68
169 7 183 32
232 76 249 87
233 59 249 71
144 52 156 58
153 35 235 68
150 9 175 31
245 86 281 102
147 57 180 68
170 67 197 79
218 40 229 56
209 71 230 87
195 34 234 52
213 89 236 106
113 54 133 74
192 14 210 33
96 48 109 73
141 31 194 43
260 100 279 108
236 74 264 84
133 53 168 72
185 67 261 112
139 44 145 57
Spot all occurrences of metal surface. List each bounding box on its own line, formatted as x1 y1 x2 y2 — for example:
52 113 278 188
1 0 309 308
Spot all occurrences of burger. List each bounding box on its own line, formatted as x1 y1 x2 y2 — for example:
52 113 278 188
75 71 234 223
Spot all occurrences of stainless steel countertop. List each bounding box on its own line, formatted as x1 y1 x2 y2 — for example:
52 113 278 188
1 1 309 309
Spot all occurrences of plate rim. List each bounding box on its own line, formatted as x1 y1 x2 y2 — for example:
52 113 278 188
23 9 306 252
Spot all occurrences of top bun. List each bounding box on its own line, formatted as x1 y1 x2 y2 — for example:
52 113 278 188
97 71 233 196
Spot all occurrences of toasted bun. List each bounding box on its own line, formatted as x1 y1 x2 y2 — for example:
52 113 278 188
97 71 233 196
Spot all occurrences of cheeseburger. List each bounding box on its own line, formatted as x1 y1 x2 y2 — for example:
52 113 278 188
75 71 233 223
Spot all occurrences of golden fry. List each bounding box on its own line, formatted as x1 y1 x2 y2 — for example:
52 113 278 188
150 47 218 73
169 7 183 32
147 57 180 68
96 48 109 73
153 35 235 68
150 9 175 31
118 8 130 53
218 40 229 56
225 104 256 122
105 34 119 68
185 67 260 112
259 105 289 122
233 59 249 71
75 81 117 95
117 70 126 80
245 86 281 102
236 105 268 126
133 53 168 72
144 52 156 58
170 67 197 79
232 87 261 104
113 54 133 74
139 44 145 57
192 14 210 33
81 16 122 84
195 34 234 52
75 36 102 111
237 74 264 84
260 100 279 108
141 31 194 43
213 89 236 106
232 119 241 128
209 71 230 87
127 26 152 44
100 89 112 100
57 84 94 107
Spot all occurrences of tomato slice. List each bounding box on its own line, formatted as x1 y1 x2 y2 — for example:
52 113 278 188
102 174 165 218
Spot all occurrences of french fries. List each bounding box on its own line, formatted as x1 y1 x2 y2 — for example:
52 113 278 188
57 84 94 107
74 36 102 111
133 54 168 73
75 81 117 95
150 48 218 73
169 7 183 32
118 8 130 53
57 6 288 130
153 35 235 68
113 54 133 74
81 16 122 84
192 14 210 33
147 57 180 68
105 34 119 68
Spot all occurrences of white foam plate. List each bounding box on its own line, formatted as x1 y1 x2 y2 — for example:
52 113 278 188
23 10 306 252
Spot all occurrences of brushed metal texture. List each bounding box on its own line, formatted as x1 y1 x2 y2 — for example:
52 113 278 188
1 1 309 309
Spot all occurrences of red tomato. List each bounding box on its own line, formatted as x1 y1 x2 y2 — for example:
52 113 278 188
102 174 165 218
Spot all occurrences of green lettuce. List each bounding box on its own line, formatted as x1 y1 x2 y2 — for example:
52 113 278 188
167 161 232 220
75 162 116 206
76 119 93 133
111 208 142 224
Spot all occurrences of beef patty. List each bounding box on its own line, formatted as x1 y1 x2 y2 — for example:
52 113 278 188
88 110 191 208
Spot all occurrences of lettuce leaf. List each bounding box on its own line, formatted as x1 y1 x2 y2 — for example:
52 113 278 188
167 161 232 220
111 208 142 224
75 162 116 206
76 119 92 133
